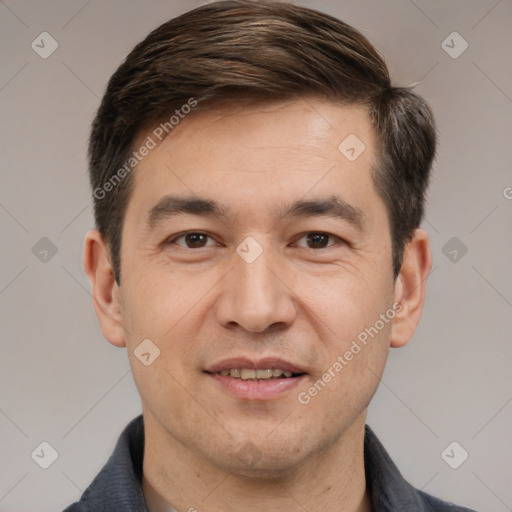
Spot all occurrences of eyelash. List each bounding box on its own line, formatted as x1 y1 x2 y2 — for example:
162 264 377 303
167 231 345 249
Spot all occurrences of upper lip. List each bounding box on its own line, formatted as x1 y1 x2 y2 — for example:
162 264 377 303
205 357 307 374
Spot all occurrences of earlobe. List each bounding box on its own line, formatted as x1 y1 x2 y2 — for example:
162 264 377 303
390 229 432 348
83 229 126 347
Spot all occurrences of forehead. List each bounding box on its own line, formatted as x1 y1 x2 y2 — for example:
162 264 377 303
156 98 374 163
127 98 380 222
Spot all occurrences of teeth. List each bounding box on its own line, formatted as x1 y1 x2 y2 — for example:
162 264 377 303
216 368 298 380
240 368 256 379
256 369 273 379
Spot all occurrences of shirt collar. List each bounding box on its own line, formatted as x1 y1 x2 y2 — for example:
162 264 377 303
363 424 429 511
74 415 148 512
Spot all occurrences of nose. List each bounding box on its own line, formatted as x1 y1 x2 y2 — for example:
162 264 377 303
215 247 297 333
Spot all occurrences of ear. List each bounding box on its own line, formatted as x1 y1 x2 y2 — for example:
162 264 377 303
83 229 126 347
390 228 432 348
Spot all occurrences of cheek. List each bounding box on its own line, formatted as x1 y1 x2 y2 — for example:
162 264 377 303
293 267 393 398
120 264 215 397
121 263 192 338
292 265 392 342
297 323 390 429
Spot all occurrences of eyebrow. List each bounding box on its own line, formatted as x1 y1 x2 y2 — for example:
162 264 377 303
144 194 365 232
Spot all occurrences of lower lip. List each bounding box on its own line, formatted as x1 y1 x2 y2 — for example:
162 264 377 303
206 372 307 400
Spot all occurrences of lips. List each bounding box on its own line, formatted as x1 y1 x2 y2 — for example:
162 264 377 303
204 357 308 400
204 357 307 375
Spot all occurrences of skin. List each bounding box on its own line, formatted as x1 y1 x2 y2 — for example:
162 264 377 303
84 97 431 512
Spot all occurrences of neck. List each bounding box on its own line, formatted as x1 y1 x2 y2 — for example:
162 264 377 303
141 408 373 512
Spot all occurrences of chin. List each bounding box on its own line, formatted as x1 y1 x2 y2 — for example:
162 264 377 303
224 452 305 481
205 433 311 479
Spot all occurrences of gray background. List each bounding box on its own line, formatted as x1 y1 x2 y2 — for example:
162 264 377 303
1 0 511 510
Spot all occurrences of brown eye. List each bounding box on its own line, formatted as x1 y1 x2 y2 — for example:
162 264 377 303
170 232 216 248
295 232 339 249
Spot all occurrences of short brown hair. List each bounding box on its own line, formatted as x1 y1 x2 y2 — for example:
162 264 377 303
89 0 436 284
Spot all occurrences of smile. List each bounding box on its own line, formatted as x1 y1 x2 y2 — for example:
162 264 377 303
215 368 302 380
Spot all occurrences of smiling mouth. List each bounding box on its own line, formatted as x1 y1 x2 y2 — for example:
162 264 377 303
207 368 306 381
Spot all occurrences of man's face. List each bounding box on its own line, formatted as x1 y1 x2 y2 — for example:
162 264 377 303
117 98 398 474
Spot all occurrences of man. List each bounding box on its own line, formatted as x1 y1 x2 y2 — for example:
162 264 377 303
64 1 476 511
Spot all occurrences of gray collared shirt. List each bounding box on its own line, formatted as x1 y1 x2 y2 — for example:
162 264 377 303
62 415 477 512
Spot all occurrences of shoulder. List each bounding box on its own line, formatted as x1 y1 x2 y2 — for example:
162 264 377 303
364 424 477 512
60 415 146 512
62 505 79 512
417 489 478 512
